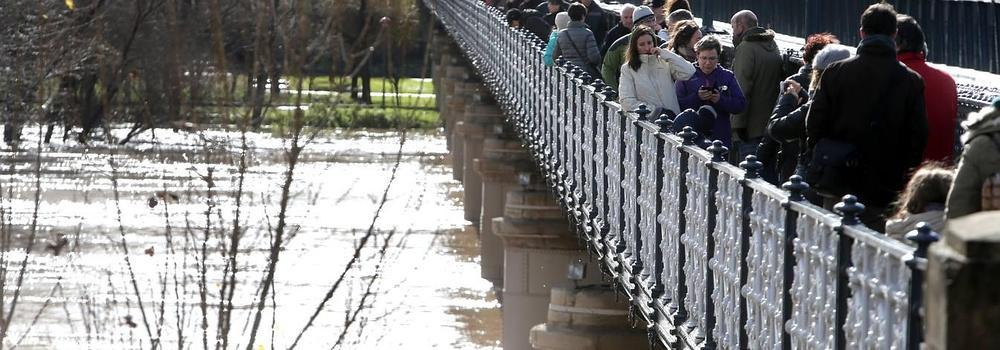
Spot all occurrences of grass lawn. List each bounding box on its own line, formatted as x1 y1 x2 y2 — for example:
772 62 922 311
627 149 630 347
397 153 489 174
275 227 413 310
287 76 434 95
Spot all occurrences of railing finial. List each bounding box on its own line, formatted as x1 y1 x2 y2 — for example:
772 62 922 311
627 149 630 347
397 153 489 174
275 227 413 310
906 222 940 258
679 126 698 145
591 79 606 91
781 175 809 201
654 112 673 132
634 104 651 121
708 140 728 162
602 86 618 101
741 155 764 179
834 195 865 226
580 72 593 84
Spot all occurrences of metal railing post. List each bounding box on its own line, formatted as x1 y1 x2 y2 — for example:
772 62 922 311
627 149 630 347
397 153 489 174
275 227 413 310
905 222 940 350
738 155 764 350
833 195 863 350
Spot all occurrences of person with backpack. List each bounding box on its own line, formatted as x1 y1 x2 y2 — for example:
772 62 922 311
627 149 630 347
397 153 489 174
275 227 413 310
553 3 602 78
947 97 1000 218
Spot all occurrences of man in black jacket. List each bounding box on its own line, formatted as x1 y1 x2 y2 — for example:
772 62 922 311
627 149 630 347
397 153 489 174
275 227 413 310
805 3 928 230
601 4 634 56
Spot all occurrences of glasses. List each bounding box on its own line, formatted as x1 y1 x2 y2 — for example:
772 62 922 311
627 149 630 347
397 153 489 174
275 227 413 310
698 56 719 61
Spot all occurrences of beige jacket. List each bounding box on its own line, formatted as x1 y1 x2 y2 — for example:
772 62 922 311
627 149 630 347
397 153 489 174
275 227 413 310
618 49 695 116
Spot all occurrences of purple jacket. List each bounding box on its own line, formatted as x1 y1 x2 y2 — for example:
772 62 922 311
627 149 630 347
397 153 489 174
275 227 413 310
676 66 747 147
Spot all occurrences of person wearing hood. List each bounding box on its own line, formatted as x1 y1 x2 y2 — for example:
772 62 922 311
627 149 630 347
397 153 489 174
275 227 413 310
947 97 1000 218
805 3 928 230
544 12 571 66
886 163 952 241
760 34 840 185
730 10 785 164
601 5 660 90
618 25 696 117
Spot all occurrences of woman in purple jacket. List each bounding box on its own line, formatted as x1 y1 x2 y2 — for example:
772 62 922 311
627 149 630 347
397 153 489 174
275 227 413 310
675 35 746 147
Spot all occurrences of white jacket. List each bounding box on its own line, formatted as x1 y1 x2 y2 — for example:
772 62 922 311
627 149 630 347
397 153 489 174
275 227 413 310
618 49 696 116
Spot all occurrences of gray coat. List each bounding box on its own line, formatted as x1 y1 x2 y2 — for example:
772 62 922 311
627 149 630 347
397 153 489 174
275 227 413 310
554 21 602 77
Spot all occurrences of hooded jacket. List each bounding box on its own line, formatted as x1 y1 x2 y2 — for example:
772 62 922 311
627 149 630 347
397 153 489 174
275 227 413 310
947 100 1000 218
618 49 696 115
731 27 785 141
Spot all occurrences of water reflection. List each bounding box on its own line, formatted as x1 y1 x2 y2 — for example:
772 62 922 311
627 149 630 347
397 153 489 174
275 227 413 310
0 126 500 349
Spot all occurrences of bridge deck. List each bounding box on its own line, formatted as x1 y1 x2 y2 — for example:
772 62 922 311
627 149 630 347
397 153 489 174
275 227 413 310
425 1 992 349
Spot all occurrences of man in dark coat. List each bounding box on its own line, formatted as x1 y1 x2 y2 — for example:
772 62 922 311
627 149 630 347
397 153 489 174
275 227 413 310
537 0 567 26
506 8 551 41
805 3 928 230
601 4 634 56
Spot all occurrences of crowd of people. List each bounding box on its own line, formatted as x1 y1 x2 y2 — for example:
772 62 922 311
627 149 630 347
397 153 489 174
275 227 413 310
498 1 1000 240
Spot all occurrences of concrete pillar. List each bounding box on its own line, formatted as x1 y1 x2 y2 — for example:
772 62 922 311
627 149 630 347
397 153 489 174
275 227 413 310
460 95 501 225
530 287 648 350
925 211 1000 350
474 131 535 293
493 189 602 350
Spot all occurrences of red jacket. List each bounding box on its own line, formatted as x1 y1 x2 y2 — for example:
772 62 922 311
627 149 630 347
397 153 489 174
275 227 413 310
899 51 958 164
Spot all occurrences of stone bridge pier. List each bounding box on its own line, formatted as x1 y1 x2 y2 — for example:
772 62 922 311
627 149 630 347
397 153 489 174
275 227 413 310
431 30 646 350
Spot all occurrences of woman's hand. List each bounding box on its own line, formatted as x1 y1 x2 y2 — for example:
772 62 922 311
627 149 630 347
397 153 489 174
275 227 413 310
784 79 802 97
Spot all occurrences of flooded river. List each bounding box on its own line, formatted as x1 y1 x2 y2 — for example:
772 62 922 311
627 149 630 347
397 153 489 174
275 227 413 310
0 125 500 349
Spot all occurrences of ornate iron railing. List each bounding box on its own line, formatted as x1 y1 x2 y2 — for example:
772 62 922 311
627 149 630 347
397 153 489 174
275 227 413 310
425 1 945 349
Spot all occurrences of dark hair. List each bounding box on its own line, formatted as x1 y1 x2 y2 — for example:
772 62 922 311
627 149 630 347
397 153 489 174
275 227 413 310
506 8 523 24
895 14 926 54
568 3 586 21
648 0 666 9
668 20 700 51
626 25 657 71
694 35 722 57
666 0 691 13
861 2 898 36
892 162 954 218
802 33 838 66
667 9 694 26
547 0 563 5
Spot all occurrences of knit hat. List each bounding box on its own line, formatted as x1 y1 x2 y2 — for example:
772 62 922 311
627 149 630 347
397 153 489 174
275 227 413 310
632 6 655 28
555 12 571 30
812 44 852 70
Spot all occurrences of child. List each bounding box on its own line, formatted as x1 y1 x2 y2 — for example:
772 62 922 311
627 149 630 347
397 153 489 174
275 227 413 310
885 163 953 243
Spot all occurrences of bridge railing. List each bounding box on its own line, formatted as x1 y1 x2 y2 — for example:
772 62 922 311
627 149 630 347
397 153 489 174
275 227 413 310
425 1 941 349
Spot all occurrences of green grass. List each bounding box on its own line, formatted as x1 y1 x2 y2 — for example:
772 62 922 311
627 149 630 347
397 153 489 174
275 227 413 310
263 104 439 132
288 76 435 95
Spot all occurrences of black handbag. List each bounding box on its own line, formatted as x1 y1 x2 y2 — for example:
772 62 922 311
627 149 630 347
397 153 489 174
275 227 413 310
806 138 859 197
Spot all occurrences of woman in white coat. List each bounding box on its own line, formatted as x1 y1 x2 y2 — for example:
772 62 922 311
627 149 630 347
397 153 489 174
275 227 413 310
618 25 696 117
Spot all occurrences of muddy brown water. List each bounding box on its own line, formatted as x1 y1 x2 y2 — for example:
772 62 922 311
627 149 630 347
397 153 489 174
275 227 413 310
0 125 500 349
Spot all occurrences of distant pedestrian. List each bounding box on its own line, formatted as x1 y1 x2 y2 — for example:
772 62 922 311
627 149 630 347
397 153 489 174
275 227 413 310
675 35 746 147
537 0 567 26
602 4 635 56
667 19 701 62
896 14 958 164
618 25 695 116
544 12 571 66
760 33 840 184
553 3 602 78
578 0 609 48
601 5 659 90
886 163 953 242
730 10 785 163
506 8 551 41
661 9 693 43
805 3 928 230
947 97 1000 218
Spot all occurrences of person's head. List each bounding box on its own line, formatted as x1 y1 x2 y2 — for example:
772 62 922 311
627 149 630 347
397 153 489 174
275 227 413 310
506 9 523 27
860 2 898 38
555 12 571 30
578 0 592 7
632 6 657 30
694 35 722 73
730 10 758 39
620 4 636 28
568 3 586 21
667 0 691 13
649 0 666 25
668 20 701 51
893 162 954 218
666 9 694 32
802 33 838 67
895 14 926 54
547 0 563 14
626 25 658 71
810 44 852 89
